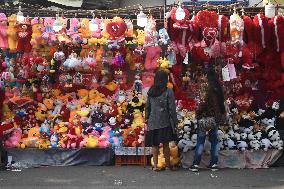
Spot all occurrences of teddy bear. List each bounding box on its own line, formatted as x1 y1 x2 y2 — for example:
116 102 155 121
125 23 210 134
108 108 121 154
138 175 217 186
131 110 144 129
30 17 45 49
17 18 32 54
0 13 8 50
89 89 105 104
91 17 102 38
4 128 23 148
7 14 18 51
77 89 89 105
79 18 91 40
21 126 41 148
42 17 56 45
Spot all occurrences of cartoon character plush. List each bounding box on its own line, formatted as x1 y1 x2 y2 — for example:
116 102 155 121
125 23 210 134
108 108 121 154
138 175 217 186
0 13 8 50
49 133 59 148
42 17 56 45
17 18 32 53
30 17 45 49
7 14 18 51
136 29 145 45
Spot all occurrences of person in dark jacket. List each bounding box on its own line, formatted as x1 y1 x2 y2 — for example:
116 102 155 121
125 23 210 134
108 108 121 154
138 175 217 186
190 69 226 172
145 69 177 171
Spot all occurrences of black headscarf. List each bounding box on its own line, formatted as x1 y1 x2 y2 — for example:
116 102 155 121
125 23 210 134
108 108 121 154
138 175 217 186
206 69 226 114
148 70 169 97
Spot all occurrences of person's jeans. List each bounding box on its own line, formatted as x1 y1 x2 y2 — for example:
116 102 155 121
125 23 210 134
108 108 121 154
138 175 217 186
193 127 219 166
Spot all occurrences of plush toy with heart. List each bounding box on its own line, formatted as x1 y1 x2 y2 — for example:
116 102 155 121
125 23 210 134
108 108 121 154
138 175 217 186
106 17 127 49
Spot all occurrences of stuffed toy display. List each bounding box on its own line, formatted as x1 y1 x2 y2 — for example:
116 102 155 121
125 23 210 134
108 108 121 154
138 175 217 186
0 13 8 50
7 14 18 51
0 11 283 153
17 18 32 53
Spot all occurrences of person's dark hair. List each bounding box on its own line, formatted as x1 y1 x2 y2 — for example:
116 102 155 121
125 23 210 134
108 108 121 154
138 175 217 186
206 69 226 114
148 69 169 97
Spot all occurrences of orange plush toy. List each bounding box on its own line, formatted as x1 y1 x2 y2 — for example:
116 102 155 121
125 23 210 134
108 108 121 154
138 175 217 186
7 14 18 51
30 17 45 49
79 18 91 39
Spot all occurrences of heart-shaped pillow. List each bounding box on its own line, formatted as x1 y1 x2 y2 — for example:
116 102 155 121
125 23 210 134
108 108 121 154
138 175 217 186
106 17 127 38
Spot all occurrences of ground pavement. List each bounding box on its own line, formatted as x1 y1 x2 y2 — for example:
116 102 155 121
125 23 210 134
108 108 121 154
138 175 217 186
0 166 284 189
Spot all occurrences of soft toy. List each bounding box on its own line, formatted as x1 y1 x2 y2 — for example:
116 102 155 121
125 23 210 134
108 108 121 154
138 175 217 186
136 29 145 45
4 128 22 148
131 110 145 129
91 18 102 38
42 17 56 45
39 119 51 139
106 17 127 49
50 133 59 148
21 126 41 148
127 95 145 113
237 141 248 151
261 138 272 151
83 135 98 148
79 18 91 39
7 14 18 51
68 17 81 44
77 89 89 105
30 17 45 49
0 13 8 50
17 18 32 53
38 138 51 149
250 140 261 150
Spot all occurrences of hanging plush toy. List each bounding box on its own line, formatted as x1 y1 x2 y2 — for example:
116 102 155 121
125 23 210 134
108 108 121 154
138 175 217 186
271 15 284 84
168 4 197 65
42 17 56 45
7 14 17 51
0 13 8 50
68 17 81 44
143 16 161 71
30 17 45 49
91 18 102 38
192 10 221 64
17 17 32 54
79 18 91 40
106 17 127 49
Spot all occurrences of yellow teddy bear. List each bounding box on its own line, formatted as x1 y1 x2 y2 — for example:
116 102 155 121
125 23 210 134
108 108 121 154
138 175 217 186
31 17 45 49
89 89 105 104
7 14 18 51
77 89 89 105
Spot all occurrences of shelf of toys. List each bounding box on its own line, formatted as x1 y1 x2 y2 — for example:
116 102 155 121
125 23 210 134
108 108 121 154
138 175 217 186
0 2 283 168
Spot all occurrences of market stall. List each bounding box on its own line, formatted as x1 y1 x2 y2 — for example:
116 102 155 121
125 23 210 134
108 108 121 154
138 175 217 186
0 1 283 169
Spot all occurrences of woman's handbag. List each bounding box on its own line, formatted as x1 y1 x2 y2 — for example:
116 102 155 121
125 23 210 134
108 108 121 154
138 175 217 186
197 117 216 132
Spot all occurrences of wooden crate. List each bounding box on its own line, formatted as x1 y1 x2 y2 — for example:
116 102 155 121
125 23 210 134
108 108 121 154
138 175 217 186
115 155 150 166
114 147 152 166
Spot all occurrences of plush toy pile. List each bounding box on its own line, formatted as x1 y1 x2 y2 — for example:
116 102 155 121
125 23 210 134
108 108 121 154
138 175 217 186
0 7 283 151
177 100 283 152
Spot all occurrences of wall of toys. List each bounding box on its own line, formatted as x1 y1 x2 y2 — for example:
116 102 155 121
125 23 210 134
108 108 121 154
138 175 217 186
0 2 283 155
